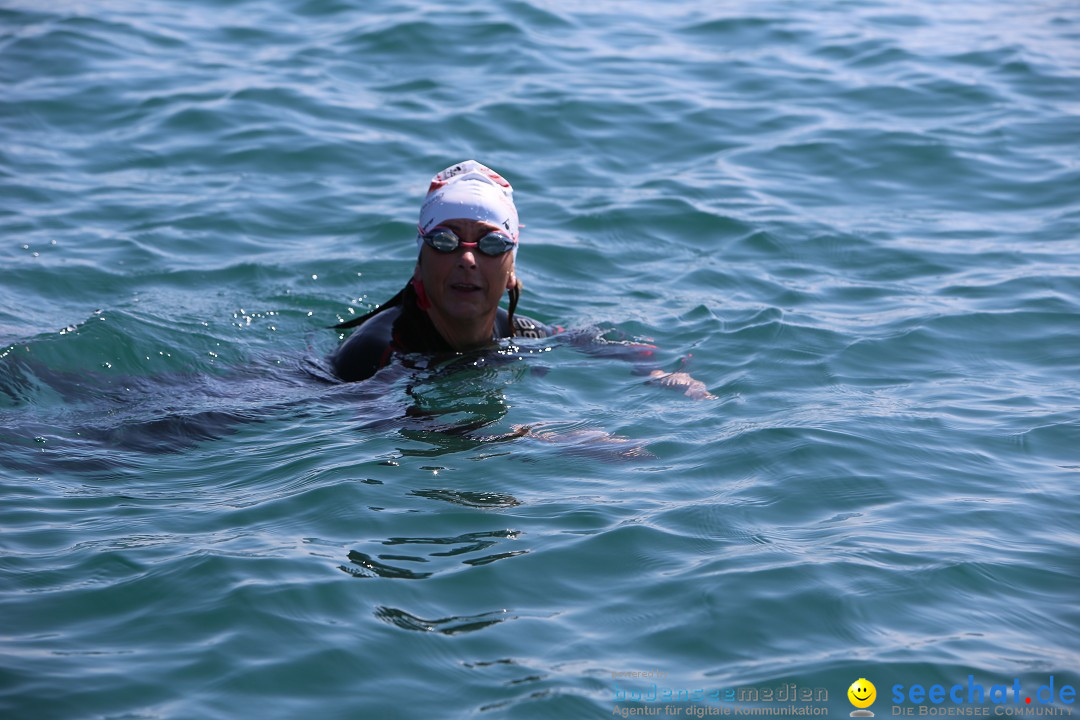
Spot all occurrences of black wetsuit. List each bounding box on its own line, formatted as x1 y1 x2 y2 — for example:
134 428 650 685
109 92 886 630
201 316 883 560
330 282 556 382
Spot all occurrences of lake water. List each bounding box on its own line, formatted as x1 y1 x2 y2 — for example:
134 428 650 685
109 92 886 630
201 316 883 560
2 0 1079 718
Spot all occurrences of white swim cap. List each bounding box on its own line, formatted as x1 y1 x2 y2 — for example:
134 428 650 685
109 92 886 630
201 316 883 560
416 160 519 253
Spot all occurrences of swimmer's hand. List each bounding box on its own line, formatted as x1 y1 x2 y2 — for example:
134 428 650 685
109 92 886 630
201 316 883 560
648 370 717 400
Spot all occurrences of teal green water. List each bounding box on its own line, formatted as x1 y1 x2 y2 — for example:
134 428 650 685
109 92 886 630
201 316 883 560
2 1 1079 718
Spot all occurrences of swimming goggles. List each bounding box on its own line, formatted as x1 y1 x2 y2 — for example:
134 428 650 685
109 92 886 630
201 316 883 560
421 227 516 256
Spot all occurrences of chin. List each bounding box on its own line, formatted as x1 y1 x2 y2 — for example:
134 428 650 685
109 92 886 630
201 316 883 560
437 299 487 319
443 294 499 317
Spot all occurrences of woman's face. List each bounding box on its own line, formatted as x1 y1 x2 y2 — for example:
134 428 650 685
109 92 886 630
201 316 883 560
415 218 516 327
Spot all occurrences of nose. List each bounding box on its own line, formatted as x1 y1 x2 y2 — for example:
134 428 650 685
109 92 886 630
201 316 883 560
458 248 478 268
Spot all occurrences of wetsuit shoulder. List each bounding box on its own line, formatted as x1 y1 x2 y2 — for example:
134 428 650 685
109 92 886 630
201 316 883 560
492 308 560 339
511 313 558 339
329 307 400 382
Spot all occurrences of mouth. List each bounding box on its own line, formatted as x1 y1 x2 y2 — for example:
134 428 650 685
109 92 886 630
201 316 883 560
450 282 483 292
854 693 870 701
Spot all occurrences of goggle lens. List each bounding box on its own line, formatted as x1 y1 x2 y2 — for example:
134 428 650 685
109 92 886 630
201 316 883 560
422 228 516 256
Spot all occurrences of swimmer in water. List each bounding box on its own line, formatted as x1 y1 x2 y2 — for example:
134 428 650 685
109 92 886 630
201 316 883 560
329 160 713 399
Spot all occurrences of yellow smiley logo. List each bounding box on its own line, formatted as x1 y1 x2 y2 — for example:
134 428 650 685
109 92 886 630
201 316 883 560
848 678 876 709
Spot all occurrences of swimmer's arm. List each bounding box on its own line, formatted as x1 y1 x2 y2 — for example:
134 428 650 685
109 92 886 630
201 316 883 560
562 330 717 401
